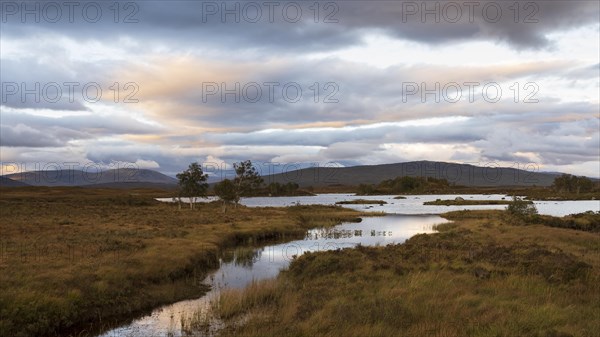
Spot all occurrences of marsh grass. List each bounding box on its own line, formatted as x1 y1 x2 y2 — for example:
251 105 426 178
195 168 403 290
424 199 514 206
180 305 214 336
335 199 387 205
209 210 600 337
0 187 373 337
214 279 280 320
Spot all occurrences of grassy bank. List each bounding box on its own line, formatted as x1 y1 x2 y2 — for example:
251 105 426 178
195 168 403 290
210 210 600 337
308 184 600 200
0 187 372 337
424 199 514 206
335 199 387 205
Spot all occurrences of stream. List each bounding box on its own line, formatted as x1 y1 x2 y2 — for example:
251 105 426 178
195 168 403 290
98 194 599 336
98 214 448 337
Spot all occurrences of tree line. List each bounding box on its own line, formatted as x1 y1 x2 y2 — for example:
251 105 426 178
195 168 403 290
551 174 595 194
176 160 302 212
357 176 451 195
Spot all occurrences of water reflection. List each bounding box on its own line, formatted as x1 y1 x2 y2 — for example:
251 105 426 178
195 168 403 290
98 215 447 337
221 247 263 268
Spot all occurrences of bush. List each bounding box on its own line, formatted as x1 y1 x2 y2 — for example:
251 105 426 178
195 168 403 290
507 196 538 217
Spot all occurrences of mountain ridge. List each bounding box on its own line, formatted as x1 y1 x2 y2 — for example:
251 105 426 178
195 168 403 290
258 160 567 187
1 161 593 188
2 168 178 187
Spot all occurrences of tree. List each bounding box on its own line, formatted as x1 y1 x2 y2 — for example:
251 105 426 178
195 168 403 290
176 162 208 209
267 182 300 196
233 160 263 204
507 196 538 217
214 179 238 212
357 183 376 195
552 174 594 194
577 176 594 194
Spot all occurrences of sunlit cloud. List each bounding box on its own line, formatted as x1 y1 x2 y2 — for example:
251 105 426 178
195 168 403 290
0 1 598 177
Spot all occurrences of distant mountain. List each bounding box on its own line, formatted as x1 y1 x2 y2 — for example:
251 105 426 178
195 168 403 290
3 168 178 187
0 176 30 187
2 161 589 189
259 161 565 187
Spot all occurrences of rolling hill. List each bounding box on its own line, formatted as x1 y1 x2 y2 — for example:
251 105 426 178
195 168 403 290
259 161 564 187
3 168 178 187
0 176 30 187
2 161 588 189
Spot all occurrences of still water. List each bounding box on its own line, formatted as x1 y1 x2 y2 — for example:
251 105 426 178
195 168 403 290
158 194 600 217
101 194 598 336
98 215 447 337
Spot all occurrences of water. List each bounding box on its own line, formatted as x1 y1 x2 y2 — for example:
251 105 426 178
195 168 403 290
102 194 599 336
98 215 446 337
158 194 600 217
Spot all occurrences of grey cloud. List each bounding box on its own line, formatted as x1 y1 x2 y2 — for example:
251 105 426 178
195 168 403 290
1 1 597 177
202 119 484 147
0 56 134 111
1 58 90 111
0 124 65 147
1 1 598 52
142 58 583 129
0 111 162 147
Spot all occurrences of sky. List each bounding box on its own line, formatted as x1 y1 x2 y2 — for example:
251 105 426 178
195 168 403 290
1 0 599 178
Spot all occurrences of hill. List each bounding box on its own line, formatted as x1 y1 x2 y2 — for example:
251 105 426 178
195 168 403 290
260 161 564 188
0 176 30 187
3 168 178 187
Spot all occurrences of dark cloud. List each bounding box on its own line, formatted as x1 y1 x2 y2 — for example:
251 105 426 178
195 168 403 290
1 1 598 177
1 1 598 52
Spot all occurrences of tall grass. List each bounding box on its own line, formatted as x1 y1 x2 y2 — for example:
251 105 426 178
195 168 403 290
214 279 280 320
199 210 600 337
0 187 374 337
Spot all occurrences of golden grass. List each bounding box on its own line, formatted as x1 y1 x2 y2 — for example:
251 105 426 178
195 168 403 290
335 199 387 205
209 210 600 337
424 199 513 206
0 187 373 337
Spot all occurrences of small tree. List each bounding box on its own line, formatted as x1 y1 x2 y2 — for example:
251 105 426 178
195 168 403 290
357 184 375 196
176 162 208 209
507 196 538 217
233 160 263 205
214 179 237 212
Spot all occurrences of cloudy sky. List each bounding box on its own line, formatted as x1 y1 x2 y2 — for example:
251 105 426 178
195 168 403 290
1 0 599 177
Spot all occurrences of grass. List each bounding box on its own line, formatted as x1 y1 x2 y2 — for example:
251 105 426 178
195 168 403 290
313 184 600 200
443 209 600 233
530 212 600 233
424 199 515 206
0 187 374 337
335 199 388 205
208 209 600 337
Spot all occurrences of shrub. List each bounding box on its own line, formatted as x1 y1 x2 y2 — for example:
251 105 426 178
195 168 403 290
507 196 538 218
